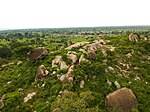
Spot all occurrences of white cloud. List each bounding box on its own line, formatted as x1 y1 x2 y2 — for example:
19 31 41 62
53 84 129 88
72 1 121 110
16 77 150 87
0 0 150 29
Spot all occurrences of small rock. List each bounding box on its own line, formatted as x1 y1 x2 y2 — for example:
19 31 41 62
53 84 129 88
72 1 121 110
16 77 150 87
126 53 132 59
105 66 115 73
7 81 12 84
24 92 36 103
60 61 68 70
17 61 22 65
148 56 150 61
128 81 132 85
67 40 72 47
52 56 62 68
41 83 46 87
114 81 121 89
103 59 108 64
107 79 112 87
134 75 141 81
18 88 23 91
80 80 85 88
35 65 49 80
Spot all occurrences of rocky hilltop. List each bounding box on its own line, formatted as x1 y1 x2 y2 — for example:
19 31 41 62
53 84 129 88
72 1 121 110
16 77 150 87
0 30 150 112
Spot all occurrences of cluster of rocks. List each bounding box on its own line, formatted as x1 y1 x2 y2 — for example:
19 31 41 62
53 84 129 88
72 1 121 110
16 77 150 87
34 39 116 87
31 36 140 112
57 65 74 85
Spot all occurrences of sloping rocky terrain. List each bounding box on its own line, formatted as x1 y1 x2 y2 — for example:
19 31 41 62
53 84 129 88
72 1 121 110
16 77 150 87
0 29 150 112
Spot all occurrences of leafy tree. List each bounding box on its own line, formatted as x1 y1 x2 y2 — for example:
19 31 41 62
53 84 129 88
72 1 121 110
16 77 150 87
0 46 13 58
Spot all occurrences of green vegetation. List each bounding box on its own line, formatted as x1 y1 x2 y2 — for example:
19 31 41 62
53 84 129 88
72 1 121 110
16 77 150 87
0 26 150 112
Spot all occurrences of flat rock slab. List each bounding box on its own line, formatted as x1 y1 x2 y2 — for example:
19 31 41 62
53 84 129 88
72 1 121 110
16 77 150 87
105 87 138 112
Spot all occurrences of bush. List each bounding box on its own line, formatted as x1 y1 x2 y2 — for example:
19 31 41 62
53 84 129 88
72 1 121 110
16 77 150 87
0 46 13 58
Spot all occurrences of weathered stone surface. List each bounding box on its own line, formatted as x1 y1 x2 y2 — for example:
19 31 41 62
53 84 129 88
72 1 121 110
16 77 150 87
0 100 4 109
60 61 68 69
17 61 22 65
129 33 140 42
57 65 74 85
105 87 138 112
52 56 62 68
63 65 74 84
28 47 48 61
35 65 49 80
65 42 89 50
84 42 107 55
67 54 78 64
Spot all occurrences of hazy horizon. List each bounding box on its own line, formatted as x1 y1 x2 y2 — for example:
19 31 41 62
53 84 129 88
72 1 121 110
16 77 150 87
0 0 150 29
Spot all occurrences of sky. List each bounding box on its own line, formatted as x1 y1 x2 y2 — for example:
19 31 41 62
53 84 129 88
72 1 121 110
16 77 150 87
0 0 150 29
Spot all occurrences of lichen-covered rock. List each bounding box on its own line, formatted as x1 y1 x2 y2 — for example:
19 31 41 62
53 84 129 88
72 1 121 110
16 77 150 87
129 33 140 42
0 100 4 109
105 87 138 112
35 65 49 80
28 47 48 61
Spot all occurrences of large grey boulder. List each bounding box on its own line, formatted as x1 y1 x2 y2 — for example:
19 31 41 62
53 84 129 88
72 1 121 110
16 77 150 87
28 47 48 61
105 87 138 112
